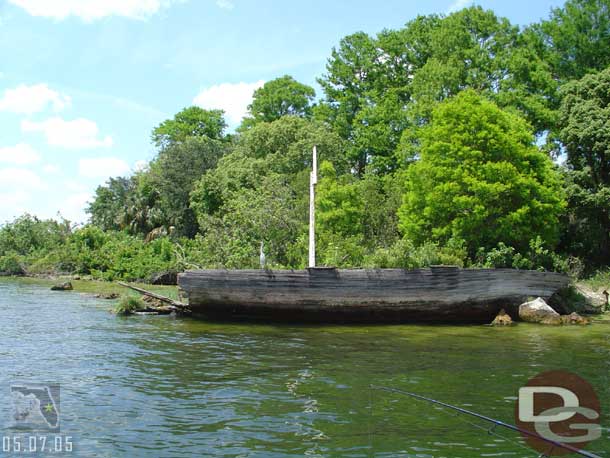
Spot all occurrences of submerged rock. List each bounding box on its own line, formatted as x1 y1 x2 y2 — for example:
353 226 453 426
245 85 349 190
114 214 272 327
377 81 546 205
576 285 609 310
51 282 73 291
135 307 174 315
139 295 174 314
141 295 165 308
519 297 561 325
95 293 120 300
560 312 591 325
491 309 513 326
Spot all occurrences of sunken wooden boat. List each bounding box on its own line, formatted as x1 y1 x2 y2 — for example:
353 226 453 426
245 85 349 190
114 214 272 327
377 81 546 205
179 147 569 323
178 266 569 323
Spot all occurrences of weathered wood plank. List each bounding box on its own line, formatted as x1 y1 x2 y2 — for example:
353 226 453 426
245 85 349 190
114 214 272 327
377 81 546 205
117 281 188 310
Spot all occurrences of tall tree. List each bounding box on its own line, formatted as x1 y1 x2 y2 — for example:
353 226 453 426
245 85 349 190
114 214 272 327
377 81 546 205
88 176 135 231
317 8 556 175
192 116 346 220
119 176 165 236
316 32 380 174
241 75 315 129
190 117 346 267
537 0 610 81
152 107 227 148
559 68 610 264
408 7 557 133
399 91 564 255
148 137 226 237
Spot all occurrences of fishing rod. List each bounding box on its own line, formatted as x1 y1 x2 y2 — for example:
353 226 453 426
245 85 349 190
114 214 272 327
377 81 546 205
369 384 602 458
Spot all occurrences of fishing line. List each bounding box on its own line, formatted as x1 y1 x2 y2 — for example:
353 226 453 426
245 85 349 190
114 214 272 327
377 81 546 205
368 385 538 457
369 384 602 458
445 405 543 456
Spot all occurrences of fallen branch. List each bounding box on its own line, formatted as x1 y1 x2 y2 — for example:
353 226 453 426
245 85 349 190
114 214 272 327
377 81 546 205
117 281 188 310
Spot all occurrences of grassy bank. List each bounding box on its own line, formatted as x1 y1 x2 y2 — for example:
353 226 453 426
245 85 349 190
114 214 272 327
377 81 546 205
581 270 610 291
0 276 180 302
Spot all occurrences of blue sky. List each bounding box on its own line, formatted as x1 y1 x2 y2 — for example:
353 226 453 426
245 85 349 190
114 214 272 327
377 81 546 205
0 0 565 224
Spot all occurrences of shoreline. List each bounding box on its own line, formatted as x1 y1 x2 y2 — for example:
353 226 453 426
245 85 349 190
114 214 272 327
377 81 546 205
2 272 607 324
0 274 180 302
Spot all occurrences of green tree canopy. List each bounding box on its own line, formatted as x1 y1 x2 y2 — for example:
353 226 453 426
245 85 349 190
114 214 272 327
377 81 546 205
241 75 315 129
88 136 226 238
409 7 557 132
190 116 345 267
0 214 71 257
148 137 226 237
118 177 165 236
316 30 407 174
87 176 135 231
537 0 610 81
89 172 164 236
152 106 227 147
559 67 610 264
317 8 557 175
192 116 347 219
315 161 366 266
399 91 565 255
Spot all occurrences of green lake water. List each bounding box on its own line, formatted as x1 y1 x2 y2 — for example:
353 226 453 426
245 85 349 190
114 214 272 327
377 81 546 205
0 278 608 457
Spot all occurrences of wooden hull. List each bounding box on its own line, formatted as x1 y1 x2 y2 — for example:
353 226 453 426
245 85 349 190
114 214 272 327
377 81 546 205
178 267 569 323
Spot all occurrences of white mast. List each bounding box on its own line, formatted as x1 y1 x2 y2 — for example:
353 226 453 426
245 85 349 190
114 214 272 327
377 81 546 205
308 146 317 268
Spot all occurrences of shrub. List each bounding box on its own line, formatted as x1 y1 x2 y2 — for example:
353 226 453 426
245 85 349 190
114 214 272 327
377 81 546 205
475 237 578 274
0 253 25 275
363 238 467 269
0 215 70 257
399 91 565 256
114 297 145 316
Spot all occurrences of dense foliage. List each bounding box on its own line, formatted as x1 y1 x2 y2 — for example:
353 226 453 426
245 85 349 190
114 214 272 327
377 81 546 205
151 107 227 147
399 91 564 255
558 66 610 264
240 75 316 129
1 0 608 281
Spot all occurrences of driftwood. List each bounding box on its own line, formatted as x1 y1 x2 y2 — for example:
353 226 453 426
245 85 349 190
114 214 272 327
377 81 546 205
117 282 188 311
178 267 569 323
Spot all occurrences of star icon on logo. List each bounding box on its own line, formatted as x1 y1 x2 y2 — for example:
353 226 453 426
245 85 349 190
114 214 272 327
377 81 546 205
44 403 54 413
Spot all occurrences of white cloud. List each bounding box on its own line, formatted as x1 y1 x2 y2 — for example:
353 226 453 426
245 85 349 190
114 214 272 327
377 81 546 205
7 0 178 21
0 190 31 223
43 164 60 174
64 180 88 192
447 0 473 13
0 83 71 114
0 167 44 189
21 117 113 149
0 168 46 222
78 157 130 179
193 80 264 126
0 143 41 165
216 0 234 10
60 193 92 224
